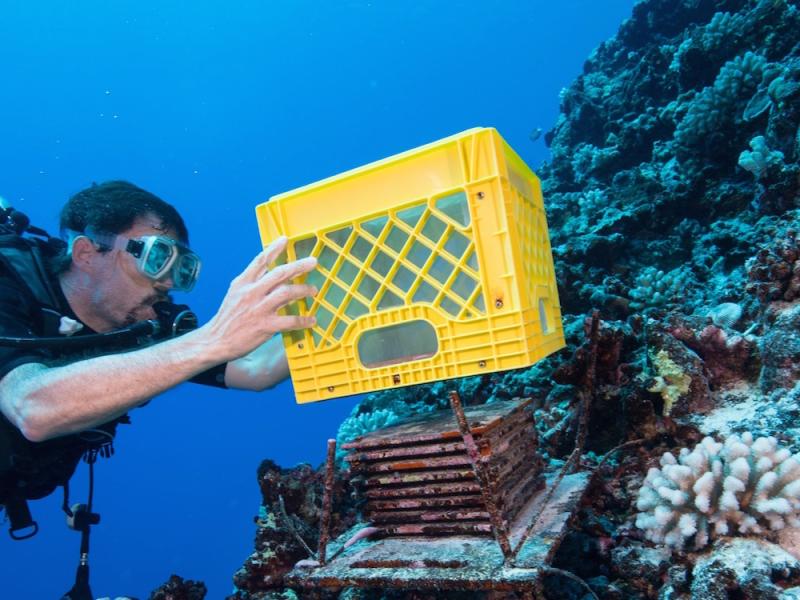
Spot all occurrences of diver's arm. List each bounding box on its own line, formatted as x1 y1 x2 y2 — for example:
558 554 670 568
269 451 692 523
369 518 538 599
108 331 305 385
0 238 316 442
0 330 227 441
224 334 289 391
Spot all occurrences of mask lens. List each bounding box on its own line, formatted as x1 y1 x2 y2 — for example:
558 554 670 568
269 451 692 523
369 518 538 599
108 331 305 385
173 253 200 291
144 239 174 276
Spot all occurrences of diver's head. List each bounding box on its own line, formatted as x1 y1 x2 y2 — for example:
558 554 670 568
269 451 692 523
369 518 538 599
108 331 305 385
53 180 190 275
57 182 198 332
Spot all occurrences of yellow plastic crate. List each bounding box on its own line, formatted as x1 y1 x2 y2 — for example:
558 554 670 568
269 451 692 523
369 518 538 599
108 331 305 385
256 127 565 403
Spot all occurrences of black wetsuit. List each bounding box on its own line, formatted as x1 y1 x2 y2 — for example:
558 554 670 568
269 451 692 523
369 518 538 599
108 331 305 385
0 245 226 533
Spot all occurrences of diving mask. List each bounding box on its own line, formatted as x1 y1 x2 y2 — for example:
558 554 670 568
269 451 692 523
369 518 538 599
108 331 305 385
69 229 202 292
124 235 202 292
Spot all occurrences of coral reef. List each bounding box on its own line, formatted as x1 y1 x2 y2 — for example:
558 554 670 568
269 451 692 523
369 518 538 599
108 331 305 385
148 575 207 600
739 135 786 179
227 460 356 599
231 0 800 597
635 434 800 550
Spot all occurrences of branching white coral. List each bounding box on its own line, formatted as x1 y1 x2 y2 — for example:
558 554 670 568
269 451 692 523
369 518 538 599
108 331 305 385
635 434 800 550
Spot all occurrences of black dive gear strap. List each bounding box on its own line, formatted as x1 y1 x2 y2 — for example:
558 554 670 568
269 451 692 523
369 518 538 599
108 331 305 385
0 300 198 349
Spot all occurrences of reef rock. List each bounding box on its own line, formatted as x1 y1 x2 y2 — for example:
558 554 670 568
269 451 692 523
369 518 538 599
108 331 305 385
760 303 800 393
688 539 800 599
148 574 207 600
228 460 355 599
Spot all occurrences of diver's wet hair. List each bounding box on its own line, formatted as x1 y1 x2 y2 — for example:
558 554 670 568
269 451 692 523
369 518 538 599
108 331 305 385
53 181 189 274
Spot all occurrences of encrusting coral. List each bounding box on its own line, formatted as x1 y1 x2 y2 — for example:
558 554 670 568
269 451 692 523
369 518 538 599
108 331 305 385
635 433 800 550
648 349 692 415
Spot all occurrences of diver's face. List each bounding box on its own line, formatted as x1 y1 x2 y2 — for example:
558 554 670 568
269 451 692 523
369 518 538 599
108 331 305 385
90 215 178 329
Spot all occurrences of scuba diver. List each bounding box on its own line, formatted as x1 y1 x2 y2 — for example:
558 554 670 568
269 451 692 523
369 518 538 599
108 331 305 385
0 181 318 599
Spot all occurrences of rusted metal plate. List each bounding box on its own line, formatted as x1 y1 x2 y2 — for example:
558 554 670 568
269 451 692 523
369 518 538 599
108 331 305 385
347 408 535 466
342 399 533 451
360 435 540 488
354 430 535 474
364 468 477 488
367 507 491 524
509 471 591 566
347 397 546 544
363 464 542 524
500 475 545 526
285 471 591 593
365 481 482 499
379 522 495 537
347 440 466 464
368 493 484 511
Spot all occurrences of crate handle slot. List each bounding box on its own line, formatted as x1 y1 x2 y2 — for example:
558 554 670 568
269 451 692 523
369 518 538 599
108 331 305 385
357 320 438 369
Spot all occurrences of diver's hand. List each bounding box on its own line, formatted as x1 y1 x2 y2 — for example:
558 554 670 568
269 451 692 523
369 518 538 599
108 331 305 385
201 236 317 363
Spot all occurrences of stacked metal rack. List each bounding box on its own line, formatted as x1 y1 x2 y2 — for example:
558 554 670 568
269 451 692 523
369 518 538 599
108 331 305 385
345 399 545 537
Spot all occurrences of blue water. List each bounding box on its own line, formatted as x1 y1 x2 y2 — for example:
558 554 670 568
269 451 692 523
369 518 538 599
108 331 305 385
0 1 636 597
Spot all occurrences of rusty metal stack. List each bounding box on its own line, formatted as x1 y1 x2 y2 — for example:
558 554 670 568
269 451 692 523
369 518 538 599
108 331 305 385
343 399 544 537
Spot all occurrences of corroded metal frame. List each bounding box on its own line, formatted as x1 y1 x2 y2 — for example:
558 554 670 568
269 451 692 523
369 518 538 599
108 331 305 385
286 470 590 596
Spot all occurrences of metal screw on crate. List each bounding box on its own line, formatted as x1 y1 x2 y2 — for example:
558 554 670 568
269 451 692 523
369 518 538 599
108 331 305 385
479 360 486 368
327 386 335 392
477 191 485 199
495 299 504 308
392 374 401 384
298 343 304 349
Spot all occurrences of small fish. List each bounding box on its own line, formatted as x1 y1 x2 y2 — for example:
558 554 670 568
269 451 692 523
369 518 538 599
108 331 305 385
343 526 381 548
294 559 320 569
529 128 543 142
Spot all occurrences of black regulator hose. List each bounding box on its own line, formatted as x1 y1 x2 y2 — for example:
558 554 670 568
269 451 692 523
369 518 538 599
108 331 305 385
0 302 198 349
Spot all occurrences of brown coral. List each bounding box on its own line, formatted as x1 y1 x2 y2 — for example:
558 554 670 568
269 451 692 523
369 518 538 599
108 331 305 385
745 229 800 303
670 321 759 388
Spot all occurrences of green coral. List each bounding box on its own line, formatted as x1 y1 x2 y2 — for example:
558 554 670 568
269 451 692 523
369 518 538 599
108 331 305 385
256 505 278 530
648 349 692 415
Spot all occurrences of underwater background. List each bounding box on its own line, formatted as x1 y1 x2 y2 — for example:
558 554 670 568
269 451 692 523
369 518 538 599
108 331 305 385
0 1 637 598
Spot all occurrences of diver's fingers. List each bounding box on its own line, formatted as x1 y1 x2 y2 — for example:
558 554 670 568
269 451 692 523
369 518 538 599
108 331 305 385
258 256 318 293
262 283 318 313
240 236 288 284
